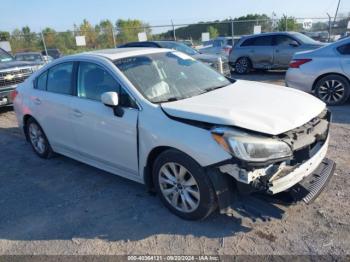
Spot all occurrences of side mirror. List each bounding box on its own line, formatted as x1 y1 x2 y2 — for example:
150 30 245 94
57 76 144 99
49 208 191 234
101 92 124 117
289 40 299 47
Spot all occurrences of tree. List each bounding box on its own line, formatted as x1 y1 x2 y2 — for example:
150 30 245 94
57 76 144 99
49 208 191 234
116 19 151 43
0 31 10 41
277 15 301 31
79 19 98 48
207 26 219 38
95 19 115 48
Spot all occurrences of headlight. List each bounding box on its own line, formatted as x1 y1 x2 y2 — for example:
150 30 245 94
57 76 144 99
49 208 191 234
212 127 292 162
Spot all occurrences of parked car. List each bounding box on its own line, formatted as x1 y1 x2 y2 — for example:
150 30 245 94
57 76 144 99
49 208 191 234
118 40 230 76
286 37 350 105
13 48 335 220
199 36 240 57
42 48 62 59
14 52 49 68
0 48 40 108
230 32 324 74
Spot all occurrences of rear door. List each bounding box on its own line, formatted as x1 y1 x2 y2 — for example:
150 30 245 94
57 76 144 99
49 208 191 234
273 35 301 67
30 62 77 153
247 36 274 68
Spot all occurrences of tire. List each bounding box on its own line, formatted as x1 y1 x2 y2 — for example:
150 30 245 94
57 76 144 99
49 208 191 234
153 149 217 220
26 118 54 158
315 75 350 106
234 57 251 74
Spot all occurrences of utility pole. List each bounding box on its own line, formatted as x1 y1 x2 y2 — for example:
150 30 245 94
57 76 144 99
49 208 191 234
333 0 341 26
230 17 234 44
40 31 48 56
171 20 176 41
111 27 116 47
327 13 332 42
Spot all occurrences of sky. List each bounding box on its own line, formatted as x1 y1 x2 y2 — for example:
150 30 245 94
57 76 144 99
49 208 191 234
1 0 349 32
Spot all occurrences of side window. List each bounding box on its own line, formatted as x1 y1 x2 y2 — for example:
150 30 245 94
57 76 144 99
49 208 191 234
241 38 255 47
253 36 273 46
47 62 74 95
213 40 224 47
337 44 350 55
275 35 298 46
35 71 48 90
77 62 136 108
227 39 233 46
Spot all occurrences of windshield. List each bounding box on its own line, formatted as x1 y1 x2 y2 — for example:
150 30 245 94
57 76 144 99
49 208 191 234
15 54 43 62
292 32 320 45
114 51 231 103
0 49 14 63
158 42 198 56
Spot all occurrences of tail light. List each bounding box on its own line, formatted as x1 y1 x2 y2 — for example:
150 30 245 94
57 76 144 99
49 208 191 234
223 47 232 56
289 59 312 68
10 89 18 101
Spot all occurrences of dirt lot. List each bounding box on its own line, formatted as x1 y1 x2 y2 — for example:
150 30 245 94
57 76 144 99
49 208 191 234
0 72 349 255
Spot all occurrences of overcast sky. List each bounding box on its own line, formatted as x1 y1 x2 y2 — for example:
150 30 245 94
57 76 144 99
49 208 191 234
1 0 349 32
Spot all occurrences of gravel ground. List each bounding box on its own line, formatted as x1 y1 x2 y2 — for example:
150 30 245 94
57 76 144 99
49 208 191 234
0 73 349 255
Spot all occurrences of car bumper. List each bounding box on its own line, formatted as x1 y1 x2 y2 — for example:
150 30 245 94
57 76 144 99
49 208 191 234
0 87 15 107
285 69 316 93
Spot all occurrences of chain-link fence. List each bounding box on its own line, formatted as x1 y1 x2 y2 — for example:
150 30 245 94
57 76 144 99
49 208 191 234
2 16 349 56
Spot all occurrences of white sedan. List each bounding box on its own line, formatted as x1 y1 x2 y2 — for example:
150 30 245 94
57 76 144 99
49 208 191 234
13 48 335 220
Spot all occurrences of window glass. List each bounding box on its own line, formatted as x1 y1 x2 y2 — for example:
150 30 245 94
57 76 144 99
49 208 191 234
241 38 255 46
47 62 74 95
253 36 273 46
275 35 298 46
337 44 350 55
227 39 233 46
36 71 47 90
158 42 198 55
114 52 231 103
77 62 135 107
213 40 224 47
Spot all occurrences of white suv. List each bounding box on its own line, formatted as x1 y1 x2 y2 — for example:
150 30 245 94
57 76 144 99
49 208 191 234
13 48 335 220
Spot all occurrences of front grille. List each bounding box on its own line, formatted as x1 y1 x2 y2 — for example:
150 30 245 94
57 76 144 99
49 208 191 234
279 109 330 165
211 60 230 75
0 68 33 88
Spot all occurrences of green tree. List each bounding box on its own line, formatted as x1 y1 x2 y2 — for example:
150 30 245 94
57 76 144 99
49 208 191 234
277 15 301 31
95 19 115 48
79 19 98 48
0 31 10 41
116 19 151 44
207 26 219 38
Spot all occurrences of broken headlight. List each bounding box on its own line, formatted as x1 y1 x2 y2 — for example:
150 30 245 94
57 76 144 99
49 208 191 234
212 127 292 162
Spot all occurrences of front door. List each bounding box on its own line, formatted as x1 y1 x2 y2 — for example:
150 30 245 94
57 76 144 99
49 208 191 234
273 35 301 68
70 61 140 181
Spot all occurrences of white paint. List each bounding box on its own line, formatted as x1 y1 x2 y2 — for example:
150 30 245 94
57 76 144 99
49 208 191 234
303 19 313 30
138 32 147 42
75 36 86 46
253 25 261 34
202 32 210 42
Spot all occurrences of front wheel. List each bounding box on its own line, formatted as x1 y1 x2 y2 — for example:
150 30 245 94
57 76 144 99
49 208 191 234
153 149 217 220
315 75 350 105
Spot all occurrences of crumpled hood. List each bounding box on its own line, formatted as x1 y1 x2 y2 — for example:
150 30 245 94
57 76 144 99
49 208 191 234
161 80 326 135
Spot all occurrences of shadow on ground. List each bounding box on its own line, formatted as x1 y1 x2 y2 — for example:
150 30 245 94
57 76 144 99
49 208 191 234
0 126 287 242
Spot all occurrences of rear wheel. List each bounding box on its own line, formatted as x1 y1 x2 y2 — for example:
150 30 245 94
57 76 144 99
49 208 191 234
153 149 217 220
315 75 350 105
26 118 53 158
234 57 251 74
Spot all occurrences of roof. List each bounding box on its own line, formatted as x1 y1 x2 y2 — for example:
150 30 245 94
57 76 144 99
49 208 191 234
83 48 169 60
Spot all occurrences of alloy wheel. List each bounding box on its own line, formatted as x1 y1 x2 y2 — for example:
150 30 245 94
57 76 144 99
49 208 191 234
235 58 249 74
158 162 200 213
28 123 47 154
318 79 345 104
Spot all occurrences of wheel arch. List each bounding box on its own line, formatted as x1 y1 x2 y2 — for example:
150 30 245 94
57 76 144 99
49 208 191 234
23 114 34 140
312 72 350 92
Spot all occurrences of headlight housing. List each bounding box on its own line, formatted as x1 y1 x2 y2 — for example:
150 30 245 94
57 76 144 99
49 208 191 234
212 127 292 162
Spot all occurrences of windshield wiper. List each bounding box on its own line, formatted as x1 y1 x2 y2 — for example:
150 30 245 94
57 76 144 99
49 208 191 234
153 97 181 104
200 84 229 94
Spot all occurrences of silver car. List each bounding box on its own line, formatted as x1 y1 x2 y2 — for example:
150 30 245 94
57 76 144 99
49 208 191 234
229 32 324 74
286 37 350 105
199 37 240 57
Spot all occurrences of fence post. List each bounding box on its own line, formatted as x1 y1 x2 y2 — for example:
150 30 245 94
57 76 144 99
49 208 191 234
231 19 234 44
112 27 116 47
40 31 48 56
171 20 176 41
285 15 288 31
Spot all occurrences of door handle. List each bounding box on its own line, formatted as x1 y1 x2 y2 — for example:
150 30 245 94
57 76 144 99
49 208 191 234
73 109 83 118
34 98 41 105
